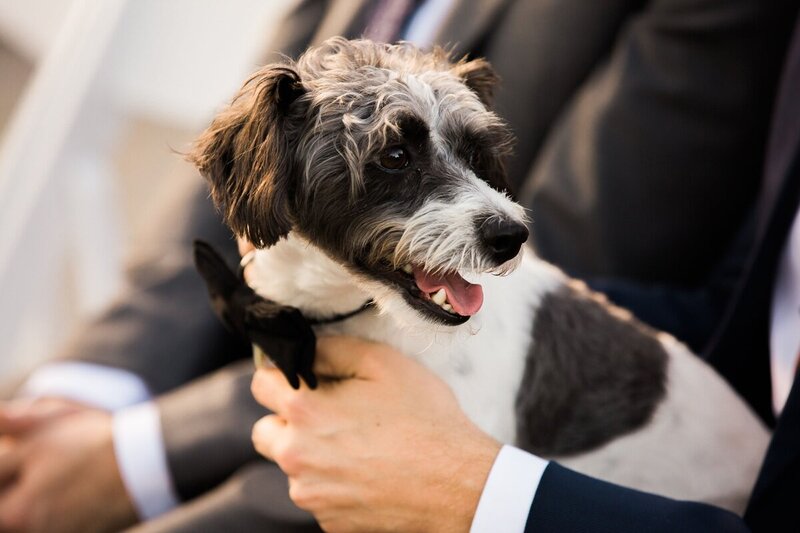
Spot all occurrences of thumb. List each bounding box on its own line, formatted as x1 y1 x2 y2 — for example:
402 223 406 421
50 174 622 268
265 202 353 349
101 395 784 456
313 336 382 380
237 236 256 257
0 407 41 435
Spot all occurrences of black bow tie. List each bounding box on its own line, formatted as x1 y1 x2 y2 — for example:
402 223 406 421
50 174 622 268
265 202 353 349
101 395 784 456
193 240 373 389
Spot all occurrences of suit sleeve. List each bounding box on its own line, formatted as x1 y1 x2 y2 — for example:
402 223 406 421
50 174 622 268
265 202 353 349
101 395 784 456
52 176 248 395
525 463 749 533
587 208 758 353
126 462 317 533
522 0 798 285
155 360 266 501
44 0 332 395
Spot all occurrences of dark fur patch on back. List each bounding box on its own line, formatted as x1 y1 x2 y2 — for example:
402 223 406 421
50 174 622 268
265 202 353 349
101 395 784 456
515 283 668 457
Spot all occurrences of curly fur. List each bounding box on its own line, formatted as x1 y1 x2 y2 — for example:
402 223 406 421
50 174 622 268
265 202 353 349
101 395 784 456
189 38 770 515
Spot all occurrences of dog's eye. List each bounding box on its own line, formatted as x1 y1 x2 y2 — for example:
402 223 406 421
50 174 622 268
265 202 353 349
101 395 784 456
378 147 409 171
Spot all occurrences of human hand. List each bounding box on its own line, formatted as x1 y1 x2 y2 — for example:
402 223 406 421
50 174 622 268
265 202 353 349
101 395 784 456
0 397 86 491
251 336 501 533
0 400 137 533
0 397 84 435
237 236 255 257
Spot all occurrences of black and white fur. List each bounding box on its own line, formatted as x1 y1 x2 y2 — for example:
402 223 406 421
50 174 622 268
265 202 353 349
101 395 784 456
190 38 769 514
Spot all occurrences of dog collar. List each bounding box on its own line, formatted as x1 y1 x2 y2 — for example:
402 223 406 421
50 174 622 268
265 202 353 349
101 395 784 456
239 247 375 326
306 299 375 325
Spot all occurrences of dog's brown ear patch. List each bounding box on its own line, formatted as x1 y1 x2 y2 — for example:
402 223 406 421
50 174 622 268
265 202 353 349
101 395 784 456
452 57 499 107
189 65 306 247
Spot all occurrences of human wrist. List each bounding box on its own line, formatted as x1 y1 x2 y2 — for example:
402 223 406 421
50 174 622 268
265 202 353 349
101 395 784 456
470 446 550 533
435 430 503 532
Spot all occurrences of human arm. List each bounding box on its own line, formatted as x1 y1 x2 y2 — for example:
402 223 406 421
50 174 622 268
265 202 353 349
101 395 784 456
525 463 747 533
0 2 335 529
155 360 266 501
0 367 177 531
0 175 243 531
46 178 246 394
251 336 500 532
250 336 751 533
0 175 244 532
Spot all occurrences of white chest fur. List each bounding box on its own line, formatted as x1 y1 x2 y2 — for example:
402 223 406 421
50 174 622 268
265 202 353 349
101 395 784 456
249 237 562 442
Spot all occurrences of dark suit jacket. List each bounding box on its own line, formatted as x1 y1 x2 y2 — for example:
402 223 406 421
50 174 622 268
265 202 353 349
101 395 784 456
302 0 797 286
35 0 797 530
526 13 800 532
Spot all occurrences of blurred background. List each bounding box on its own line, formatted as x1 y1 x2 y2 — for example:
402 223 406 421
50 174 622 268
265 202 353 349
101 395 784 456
0 0 293 378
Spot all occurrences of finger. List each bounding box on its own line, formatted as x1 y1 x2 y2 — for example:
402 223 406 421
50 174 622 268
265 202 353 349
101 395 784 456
0 441 20 487
0 480 30 532
299 336 318 390
251 414 287 462
0 399 82 436
237 236 256 257
313 336 374 379
251 368 299 414
0 402 40 436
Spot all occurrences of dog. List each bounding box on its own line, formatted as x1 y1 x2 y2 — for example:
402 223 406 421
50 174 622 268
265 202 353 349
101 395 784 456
189 37 769 514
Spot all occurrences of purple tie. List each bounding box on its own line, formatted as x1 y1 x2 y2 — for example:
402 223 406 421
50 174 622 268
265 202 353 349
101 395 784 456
756 13 800 235
363 0 421 43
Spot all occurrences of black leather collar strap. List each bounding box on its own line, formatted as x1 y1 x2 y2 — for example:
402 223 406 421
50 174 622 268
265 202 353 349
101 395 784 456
307 300 375 325
238 246 375 326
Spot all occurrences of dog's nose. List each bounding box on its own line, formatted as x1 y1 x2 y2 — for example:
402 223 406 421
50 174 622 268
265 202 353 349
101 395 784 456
480 218 529 264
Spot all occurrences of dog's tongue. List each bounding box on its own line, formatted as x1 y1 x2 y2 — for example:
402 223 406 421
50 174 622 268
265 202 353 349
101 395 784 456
413 268 484 316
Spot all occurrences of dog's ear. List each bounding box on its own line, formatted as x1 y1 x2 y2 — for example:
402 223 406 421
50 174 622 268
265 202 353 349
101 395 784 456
452 57 498 107
189 65 306 247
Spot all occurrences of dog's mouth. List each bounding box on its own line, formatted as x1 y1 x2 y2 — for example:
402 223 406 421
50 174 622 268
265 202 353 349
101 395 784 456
375 262 484 325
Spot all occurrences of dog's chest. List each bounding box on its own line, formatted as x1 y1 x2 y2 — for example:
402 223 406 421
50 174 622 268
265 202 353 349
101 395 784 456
320 257 564 443
250 241 565 442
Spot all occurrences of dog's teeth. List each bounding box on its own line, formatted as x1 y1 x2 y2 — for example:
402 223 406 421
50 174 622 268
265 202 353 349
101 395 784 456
402 264 413 274
432 289 447 305
442 303 453 312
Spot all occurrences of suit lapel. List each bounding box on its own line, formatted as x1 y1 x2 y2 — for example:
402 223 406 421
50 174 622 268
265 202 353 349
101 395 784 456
756 19 800 237
741 15 800 526
310 0 371 45
746 362 800 529
434 0 510 56
706 14 800 425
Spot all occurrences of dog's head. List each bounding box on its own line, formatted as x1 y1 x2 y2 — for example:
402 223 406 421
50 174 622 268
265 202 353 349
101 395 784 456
190 38 528 326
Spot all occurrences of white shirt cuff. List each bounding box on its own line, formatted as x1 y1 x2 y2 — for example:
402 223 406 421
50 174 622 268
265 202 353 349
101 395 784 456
20 362 151 411
470 445 549 533
113 401 181 520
